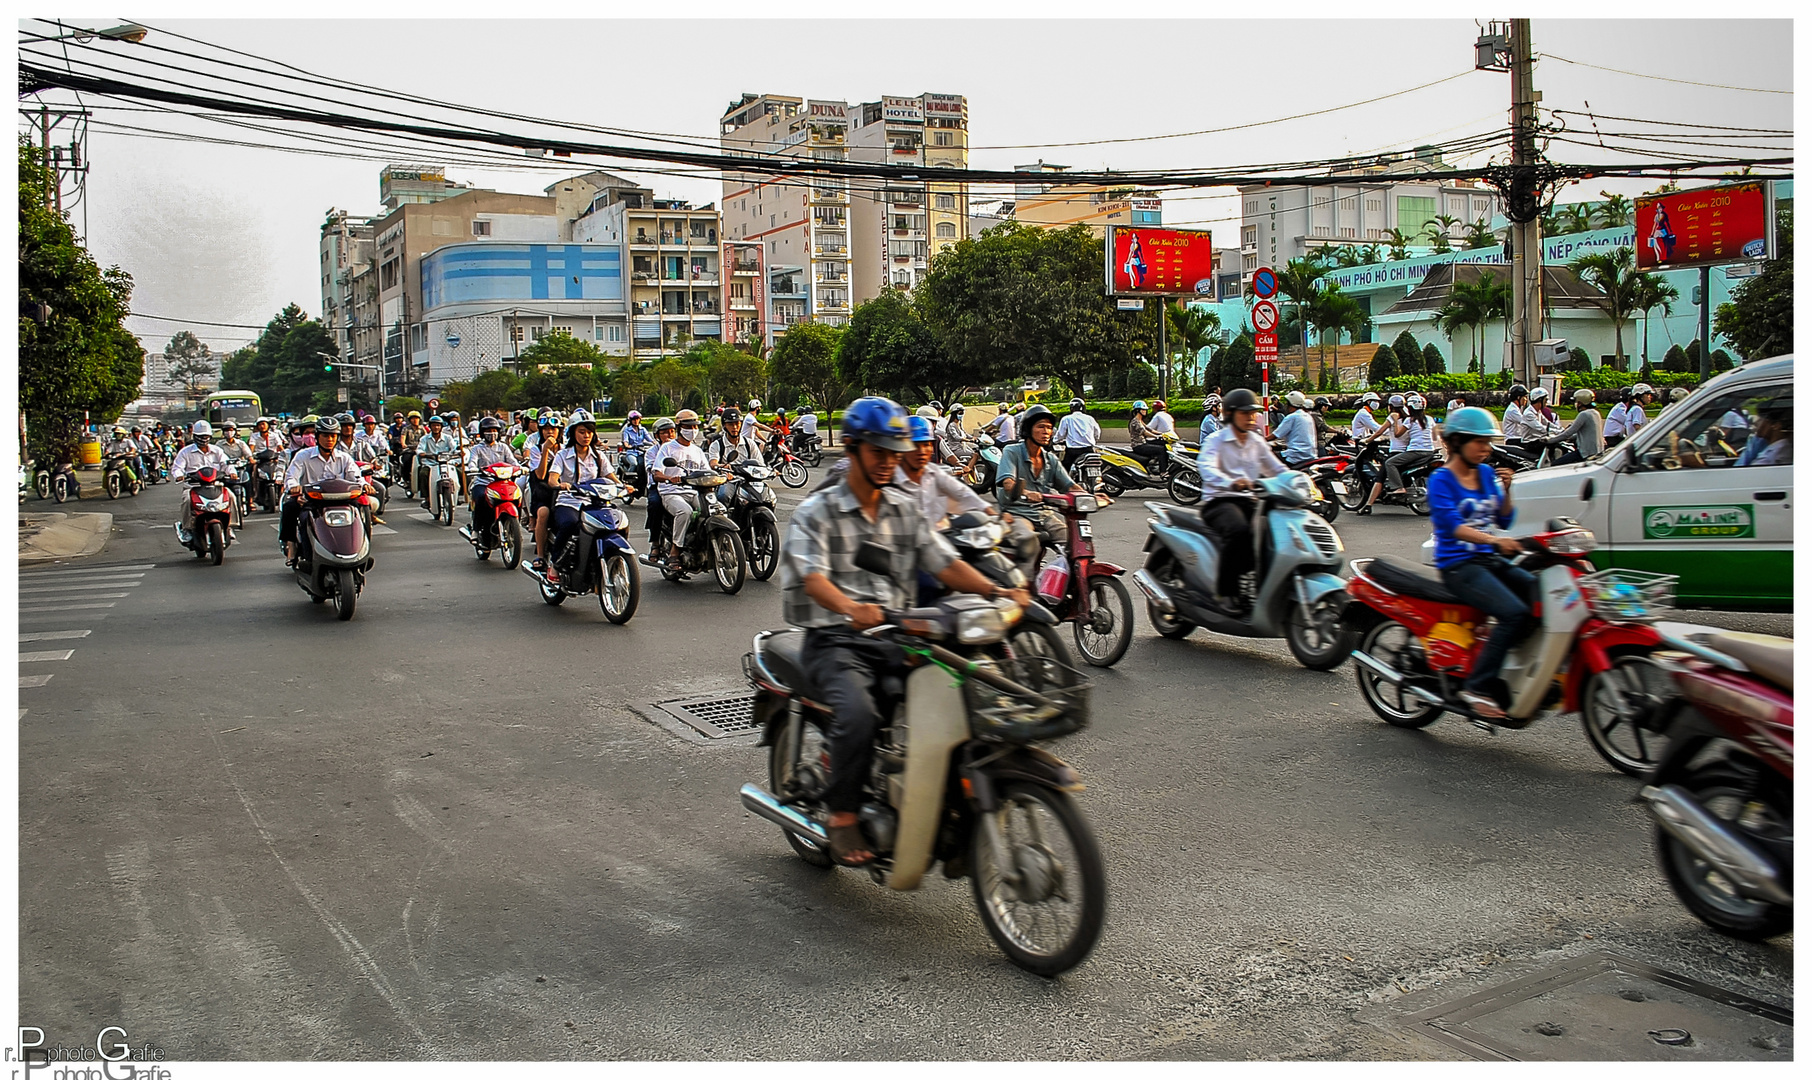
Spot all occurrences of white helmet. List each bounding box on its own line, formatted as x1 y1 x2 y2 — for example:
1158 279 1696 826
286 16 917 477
1406 393 1427 410
1361 392 1381 406
915 405 941 419
1286 390 1311 408
1632 382 1655 397
1388 394 1406 409
747 398 761 411
1573 388 1596 405
1529 386 1549 401
191 419 213 437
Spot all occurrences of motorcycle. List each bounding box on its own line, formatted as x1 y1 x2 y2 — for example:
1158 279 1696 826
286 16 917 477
1096 442 1177 500
252 449 281 513
959 432 1003 498
293 476 372 620
719 461 782 581
19 457 32 503
740 541 1105 976
790 428 825 467
942 510 1075 664
459 462 528 568
1055 442 1106 495
1342 524 1681 775
1354 447 1438 515
419 452 460 526
641 470 750 595
522 477 641 624
764 440 810 489
1019 491 1135 668
103 452 143 499
1640 627 1792 940
1132 471 1356 671
358 455 391 519
37 460 80 503
177 464 237 566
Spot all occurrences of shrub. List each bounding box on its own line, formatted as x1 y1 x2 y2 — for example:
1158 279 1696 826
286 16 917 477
1661 343 1689 372
1392 330 1423 377
1368 343 1398 385
1422 342 1446 374
1125 363 1159 400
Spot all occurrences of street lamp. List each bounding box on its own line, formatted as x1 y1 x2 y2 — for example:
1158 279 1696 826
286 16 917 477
23 23 149 44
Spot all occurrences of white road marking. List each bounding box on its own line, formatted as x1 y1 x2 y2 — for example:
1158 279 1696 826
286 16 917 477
19 631 91 642
16 592 131 602
18 602 116 613
20 564 155 575
18 580 144 594
19 650 75 662
18 675 54 688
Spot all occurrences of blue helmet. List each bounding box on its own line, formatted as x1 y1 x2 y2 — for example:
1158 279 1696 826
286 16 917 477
907 415 937 443
1132 400 1149 412
841 396 914 452
1444 406 1504 439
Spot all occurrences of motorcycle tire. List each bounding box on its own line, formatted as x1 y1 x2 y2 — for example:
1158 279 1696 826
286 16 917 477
1098 476 1124 498
52 475 68 504
333 569 356 621
1004 620 1076 685
35 474 49 501
105 472 121 499
1167 470 1202 506
1655 762 1792 940
1353 619 1442 727
711 529 748 595
500 517 524 570
1338 473 1369 512
1580 651 1673 777
747 517 780 581
207 521 225 566
1284 589 1355 671
540 576 566 606
803 447 824 468
1409 486 1432 516
1072 575 1134 667
969 781 1107 977
778 460 808 489
599 550 640 625
130 480 143 496
767 732 834 868
1314 482 1342 523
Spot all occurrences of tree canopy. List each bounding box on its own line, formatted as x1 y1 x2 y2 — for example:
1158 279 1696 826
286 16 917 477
1714 207 1793 363
769 321 846 411
162 330 216 399
836 290 956 405
219 303 337 414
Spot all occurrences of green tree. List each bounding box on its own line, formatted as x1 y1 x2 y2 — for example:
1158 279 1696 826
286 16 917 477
516 329 605 370
1431 288 1483 373
646 358 702 408
1422 342 1446 374
1461 218 1497 250
1167 304 1223 390
1569 246 1643 371
1627 272 1679 371
515 365 599 409
1424 214 1460 253
1265 257 1328 387
1714 206 1793 362
161 330 216 401
769 322 847 411
1203 333 1259 393
689 341 768 406
1125 363 1159 400
384 394 426 417
1383 228 1414 261
1391 330 1423 377
1559 204 1595 235
443 368 521 416
1661 343 1689 373
1595 192 1634 229
836 291 955 404
1308 284 1369 388
1368 343 1399 385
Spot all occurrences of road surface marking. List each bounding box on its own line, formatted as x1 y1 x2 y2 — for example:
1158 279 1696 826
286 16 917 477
18 651 75 662
18 581 143 594
18 602 116 613
19 631 91 642
19 564 154 577
16 592 130 602
18 675 54 688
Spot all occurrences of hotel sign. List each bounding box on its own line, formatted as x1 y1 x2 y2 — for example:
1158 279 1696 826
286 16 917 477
883 96 924 124
807 100 848 123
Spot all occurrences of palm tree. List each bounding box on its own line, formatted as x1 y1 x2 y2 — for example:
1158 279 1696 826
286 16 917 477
1569 247 1644 369
1168 304 1223 388
1628 272 1679 370
1472 271 1512 369
1461 218 1497 250
1595 192 1634 230
1431 291 1482 372
1384 228 1414 261
1560 204 1595 235
1331 245 1365 269
1312 286 1370 389
1423 214 1460 253
1359 243 1383 265
1274 258 1328 383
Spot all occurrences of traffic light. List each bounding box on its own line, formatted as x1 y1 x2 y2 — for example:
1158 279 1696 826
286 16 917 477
323 358 334 372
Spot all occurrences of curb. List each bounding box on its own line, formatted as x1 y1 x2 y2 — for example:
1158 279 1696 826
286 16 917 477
19 512 114 562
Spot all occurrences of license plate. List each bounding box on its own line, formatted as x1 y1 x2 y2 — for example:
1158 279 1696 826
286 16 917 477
1076 520 1093 538
1330 481 1346 495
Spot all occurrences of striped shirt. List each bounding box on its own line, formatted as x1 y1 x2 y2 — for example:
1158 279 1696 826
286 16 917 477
780 481 957 630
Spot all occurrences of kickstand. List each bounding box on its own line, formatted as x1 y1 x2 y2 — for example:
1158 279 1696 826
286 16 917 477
1467 715 1499 735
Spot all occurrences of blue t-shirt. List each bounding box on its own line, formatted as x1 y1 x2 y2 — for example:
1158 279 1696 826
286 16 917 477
1199 413 1221 443
1428 464 1514 568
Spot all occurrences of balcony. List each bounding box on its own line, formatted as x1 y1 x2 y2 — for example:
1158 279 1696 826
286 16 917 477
687 230 719 246
630 234 659 248
730 259 760 274
729 296 756 310
810 188 847 204
631 271 657 283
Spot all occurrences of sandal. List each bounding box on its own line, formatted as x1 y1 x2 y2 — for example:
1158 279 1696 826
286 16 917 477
1459 690 1505 719
827 822 876 867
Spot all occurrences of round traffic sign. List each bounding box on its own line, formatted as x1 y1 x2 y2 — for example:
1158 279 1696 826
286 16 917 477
1251 267 1279 299
1252 300 1279 331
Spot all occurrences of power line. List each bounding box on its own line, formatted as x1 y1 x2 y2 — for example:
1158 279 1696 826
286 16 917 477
1540 52 1793 95
1546 109 1792 134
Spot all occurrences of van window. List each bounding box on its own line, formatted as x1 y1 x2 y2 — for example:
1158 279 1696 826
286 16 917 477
1635 383 1791 471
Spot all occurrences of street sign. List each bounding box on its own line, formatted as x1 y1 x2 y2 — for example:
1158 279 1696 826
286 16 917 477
336 387 350 403
1251 267 1278 299
1116 298 1145 310
1251 300 1279 332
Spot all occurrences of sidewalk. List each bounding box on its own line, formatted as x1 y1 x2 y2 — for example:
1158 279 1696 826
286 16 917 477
19 511 114 562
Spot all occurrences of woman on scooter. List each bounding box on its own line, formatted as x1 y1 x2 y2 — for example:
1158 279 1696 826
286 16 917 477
1359 393 1436 515
1195 388 1285 608
526 414 561 571
1429 407 1532 719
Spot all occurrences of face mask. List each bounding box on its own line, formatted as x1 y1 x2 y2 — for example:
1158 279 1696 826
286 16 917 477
679 425 699 441
483 433 497 444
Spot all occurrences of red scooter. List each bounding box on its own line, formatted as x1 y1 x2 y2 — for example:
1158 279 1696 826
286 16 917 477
1343 521 1679 775
1641 628 1792 939
460 462 527 568
1025 491 1135 668
179 464 238 565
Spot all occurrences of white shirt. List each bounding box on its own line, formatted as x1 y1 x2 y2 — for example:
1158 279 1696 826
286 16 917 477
284 445 361 489
1501 402 1531 440
651 439 712 496
1386 413 1411 452
1055 412 1102 447
1604 402 1631 439
984 412 1015 443
465 440 519 474
549 445 619 508
1147 411 1176 437
248 430 284 453
795 412 819 436
896 462 988 527
1627 403 1649 432
1197 426 1286 500
1402 415 1436 451
1351 408 1381 440
171 443 231 482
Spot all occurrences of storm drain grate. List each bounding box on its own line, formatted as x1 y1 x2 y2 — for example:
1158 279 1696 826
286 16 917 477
647 695 759 739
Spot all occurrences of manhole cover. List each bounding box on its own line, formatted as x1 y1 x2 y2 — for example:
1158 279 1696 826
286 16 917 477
1401 951 1792 1061
645 695 759 740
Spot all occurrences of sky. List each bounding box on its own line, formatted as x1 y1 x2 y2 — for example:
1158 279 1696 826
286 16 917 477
16 12 1796 358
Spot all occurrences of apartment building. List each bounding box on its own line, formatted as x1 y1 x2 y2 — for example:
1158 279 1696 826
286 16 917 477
574 190 726 361
723 239 765 347
847 93 970 299
1004 161 1164 235
319 208 377 390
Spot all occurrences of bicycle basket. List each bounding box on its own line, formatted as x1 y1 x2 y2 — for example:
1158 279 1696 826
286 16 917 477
1576 568 1677 624
961 652 1092 743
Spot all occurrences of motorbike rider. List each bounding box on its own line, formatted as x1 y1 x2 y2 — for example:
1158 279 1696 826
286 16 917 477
1127 400 1167 473
1545 388 1603 465
399 411 426 495
170 420 234 544
741 399 772 448
248 416 284 455
280 416 366 565
938 404 971 470
218 420 253 513
1273 390 1320 468
130 426 156 479
780 395 1031 868
1625 383 1657 439
1428 407 1529 720
1351 393 1383 441
620 410 655 453
996 403 1090 556
103 426 140 485
1195 388 1286 609
1199 394 1223 442
1359 393 1436 515
650 409 714 565
544 411 622 583
464 416 521 541
1055 397 1102 473
1603 387 1636 447
980 402 1016 445
707 407 752 466
645 417 677 550
792 406 820 454
1501 384 1534 446
901 414 993 531
1526 387 1562 438
526 413 562 570
415 415 461 510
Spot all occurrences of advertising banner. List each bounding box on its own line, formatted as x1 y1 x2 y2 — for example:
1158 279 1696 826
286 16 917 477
882 96 924 124
1105 227 1215 296
923 93 965 115
1635 181 1774 271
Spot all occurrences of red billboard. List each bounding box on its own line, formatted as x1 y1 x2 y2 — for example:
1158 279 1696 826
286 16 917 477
1634 181 1774 271
1106 227 1215 297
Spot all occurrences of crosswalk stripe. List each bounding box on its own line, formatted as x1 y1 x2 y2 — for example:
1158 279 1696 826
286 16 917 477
18 675 54 688
18 581 143 594
16 592 130 601
19 631 91 642
19 564 155 578
18 602 116 613
19 650 74 662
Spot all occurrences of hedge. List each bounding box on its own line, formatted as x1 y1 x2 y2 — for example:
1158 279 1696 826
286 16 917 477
1376 369 1703 394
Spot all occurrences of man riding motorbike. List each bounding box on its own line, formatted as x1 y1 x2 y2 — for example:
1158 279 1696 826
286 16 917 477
1055 397 1102 473
645 417 677 552
1198 394 1224 443
398 411 426 496
170 420 234 545
103 426 142 488
415 416 460 510
779 395 1031 868
1351 393 1383 441
280 417 365 564
1194 388 1285 609
1273 390 1320 469
463 416 520 540
996 404 1089 557
1358 393 1436 515
650 409 714 565
620 410 655 454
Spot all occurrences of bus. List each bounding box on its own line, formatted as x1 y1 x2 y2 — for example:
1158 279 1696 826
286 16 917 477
204 390 263 430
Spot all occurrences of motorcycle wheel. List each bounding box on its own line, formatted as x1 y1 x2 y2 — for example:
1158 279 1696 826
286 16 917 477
1284 589 1355 671
130 480 143 496
1168 469 1201 506
1656 762 1792 940
1098 476 1124 498
1338 474 1369 512
1004 620 1077 684
35 474 49 500
207 521 225 566
1354 619 1442 727
599 550 640 625
1072 575 1134 667
767 730 834 868
52 475 68 503
969 781 1107 977
333 569 356 620
1314 483 1342 522
105 472 121 499
711 530 748 595
778 460 808 489
500 517 523 570
802 447 823 468
747 517 780 581
1409 487 1431 516
540 576 566 606
1580 651 1674 777
438 490 454 526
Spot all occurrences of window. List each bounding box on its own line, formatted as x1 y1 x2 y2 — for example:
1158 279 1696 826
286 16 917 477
608 324 624 342
531 326 547 341
594 326 604 340
936 222 956 238
1241 225 1258 248
934 131 953 146
472 220 491 237
1395 196 1437 239
1366 197 1382 213
935 193 955 210
1133 211 1161 225
1635 384 1791 471
380 258 399 290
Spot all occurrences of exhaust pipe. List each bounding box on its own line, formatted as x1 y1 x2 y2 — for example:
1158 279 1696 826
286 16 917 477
1351 649 1448 708
1131 569 1175 613
1641 784 1792 906
739 783 829 846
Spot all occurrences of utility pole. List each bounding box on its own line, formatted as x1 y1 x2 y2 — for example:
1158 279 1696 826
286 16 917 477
1507 18 1544 387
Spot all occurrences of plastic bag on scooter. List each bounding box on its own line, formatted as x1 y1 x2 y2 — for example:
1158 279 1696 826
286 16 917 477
1036 553 1070 603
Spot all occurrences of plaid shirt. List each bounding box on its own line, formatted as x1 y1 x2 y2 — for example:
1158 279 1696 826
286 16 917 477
780 479 957 629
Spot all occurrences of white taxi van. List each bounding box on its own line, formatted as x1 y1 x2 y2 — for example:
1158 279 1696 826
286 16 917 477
1507 355 1792 610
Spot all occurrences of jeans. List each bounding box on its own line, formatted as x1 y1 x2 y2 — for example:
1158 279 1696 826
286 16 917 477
1440 556 1538 694
800 627 908 814
1385 449 1434 491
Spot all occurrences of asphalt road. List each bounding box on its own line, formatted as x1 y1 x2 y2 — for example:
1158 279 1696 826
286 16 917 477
18 472 1792 1061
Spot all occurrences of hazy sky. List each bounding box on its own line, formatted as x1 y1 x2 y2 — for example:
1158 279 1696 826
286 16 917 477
19 14 1794 356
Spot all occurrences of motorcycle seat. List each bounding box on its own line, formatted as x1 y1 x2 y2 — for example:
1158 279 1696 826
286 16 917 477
1154 506 1216 536
756 629 809 694
1705 630 1793 692
1366 556 1463 605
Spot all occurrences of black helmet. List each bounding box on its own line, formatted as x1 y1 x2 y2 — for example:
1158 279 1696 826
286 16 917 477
479 416 503 433
1508 383 1529 401
1313 396 1331 411
1069 397 1084 412
1019 404 1056 435
1223 388 1263 413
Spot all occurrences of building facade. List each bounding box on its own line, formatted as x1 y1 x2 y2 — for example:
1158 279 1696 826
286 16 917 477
848 93 970 299
319 208 377 392
574 193 726 361
1006 161 1164 236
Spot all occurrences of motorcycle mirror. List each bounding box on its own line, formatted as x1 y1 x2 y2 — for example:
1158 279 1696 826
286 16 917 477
1022 602 1058 626
854 540 894 578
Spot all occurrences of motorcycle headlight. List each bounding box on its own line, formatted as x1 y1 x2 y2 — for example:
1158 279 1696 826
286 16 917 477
1544 529 1598 555
323 509 356 527
955 606 1007 644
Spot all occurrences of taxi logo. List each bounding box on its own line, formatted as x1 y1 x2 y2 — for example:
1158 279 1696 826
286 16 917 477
1643 504 1754 539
